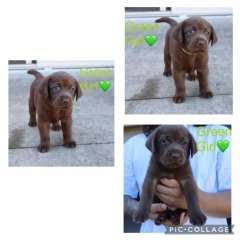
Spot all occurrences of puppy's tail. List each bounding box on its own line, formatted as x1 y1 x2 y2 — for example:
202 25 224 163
27 69 44 79
155 17 178 27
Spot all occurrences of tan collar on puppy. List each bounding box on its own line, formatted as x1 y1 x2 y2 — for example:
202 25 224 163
181 48 200 56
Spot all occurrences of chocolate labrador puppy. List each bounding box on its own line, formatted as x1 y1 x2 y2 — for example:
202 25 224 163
28 69 82 152
134 125 206 226
155 17 217 103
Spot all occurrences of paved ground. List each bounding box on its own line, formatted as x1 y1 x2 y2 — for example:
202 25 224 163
125 15 232 114
9 68 114 166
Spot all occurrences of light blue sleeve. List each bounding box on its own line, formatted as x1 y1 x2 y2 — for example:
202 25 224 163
216 134 231 191
124 138 139 199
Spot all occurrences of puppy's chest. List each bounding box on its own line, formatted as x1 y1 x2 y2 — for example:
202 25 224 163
156 171 175 180
49 110 71 121
154 168 185 181
184 56 204 71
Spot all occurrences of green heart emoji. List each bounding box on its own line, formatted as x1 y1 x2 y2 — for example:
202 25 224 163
217 140 230 152
144 35 157 47
99 81 111 92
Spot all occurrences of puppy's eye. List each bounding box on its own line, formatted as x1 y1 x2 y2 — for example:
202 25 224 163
71 86 75 91
186 29 196 35
180 139 188 145
160 139 168 144
52 86 61 92
203 28 210 35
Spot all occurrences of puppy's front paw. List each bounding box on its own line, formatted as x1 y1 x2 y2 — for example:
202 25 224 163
133 208 150 223
163 70 172 77
173 95 185 103
38 144 50 153
189 210 206 226
200 90 213 99
28 120 37 127
64 140 77 148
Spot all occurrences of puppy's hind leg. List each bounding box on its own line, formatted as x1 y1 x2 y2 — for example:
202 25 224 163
28 98 37 127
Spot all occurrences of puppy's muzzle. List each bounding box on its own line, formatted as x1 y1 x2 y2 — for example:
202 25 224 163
194 37 208 50
166 150 185 168
60 95 72 107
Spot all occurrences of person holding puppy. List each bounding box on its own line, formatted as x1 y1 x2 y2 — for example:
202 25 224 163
124 125 231 233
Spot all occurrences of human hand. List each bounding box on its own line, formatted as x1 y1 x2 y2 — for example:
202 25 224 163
156 178 187 209
133 202 167 223
148 203 167 221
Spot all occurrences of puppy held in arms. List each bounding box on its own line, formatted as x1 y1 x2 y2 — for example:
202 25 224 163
155 17 217 103
134 125 206 226
28 69 82 153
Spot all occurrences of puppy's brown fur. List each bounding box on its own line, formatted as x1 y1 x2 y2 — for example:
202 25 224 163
134 125 206 226
156 17 217 103
28 69 82 153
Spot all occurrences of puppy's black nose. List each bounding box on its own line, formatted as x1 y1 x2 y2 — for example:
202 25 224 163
196 39 206 48
63 98 69 104
170 152 181 161
61 96 70 105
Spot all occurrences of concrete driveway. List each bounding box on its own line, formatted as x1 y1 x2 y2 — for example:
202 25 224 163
125 15 232 114
9 67 114 166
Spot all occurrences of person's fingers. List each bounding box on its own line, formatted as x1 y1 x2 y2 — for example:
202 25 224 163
149 203 167 221
149 212 159 221
180 212 189 225
151 203 167 213
182 215 189 225
156 193 176 207
156 184 181 197
160 178 180 187
179 212 185 224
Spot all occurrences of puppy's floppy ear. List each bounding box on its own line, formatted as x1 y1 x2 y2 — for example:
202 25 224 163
188 132 197 158
173 22 184 43
209 24 218 46
145 129 158 153
39 77 50 99
74 79 82 101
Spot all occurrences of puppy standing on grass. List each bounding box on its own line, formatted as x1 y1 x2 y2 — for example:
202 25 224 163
28 69 82 153
134 125 206 226
155 17 217 103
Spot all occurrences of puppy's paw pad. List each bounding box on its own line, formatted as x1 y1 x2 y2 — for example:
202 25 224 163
200 91 213 99
28 121 37 127
190 211 207 226
64 141 77 148
38 144 49 153
51 124 61 131
173 96 185 103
